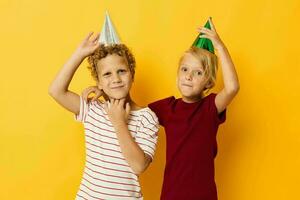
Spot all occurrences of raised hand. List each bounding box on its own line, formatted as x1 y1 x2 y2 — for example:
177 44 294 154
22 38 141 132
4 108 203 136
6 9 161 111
75 32 100 58
197 17 225 51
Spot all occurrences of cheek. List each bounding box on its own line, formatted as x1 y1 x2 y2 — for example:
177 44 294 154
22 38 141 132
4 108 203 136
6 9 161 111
177 72 184 81
98 78 109 88
124 74 133 84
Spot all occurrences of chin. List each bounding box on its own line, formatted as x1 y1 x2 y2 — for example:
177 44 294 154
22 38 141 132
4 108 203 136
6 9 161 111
178 87 193 97
107 92 128 100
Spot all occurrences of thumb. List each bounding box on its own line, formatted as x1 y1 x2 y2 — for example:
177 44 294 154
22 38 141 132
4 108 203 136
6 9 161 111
125 102 131 116
103 101 109 113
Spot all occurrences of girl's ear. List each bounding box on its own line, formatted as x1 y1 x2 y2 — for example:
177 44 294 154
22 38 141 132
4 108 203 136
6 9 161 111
205 80 213 89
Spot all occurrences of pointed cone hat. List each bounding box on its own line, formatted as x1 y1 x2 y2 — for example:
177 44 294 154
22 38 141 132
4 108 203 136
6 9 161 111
192 19 214 54
99 11 121 45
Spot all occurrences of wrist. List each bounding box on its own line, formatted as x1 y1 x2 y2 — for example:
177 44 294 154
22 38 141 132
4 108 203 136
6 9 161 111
215 42 226 52
112 120 127 131
73 49 87 60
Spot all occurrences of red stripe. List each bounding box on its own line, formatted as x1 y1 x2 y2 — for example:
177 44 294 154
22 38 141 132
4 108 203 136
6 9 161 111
86 146 125 161
144 110 158 124
138 129 157 138
144 150 153 158
89 110 113 127
135 136 156 146
81 183 140 198
85 166 138 181
85 171 140 187
76 193 90 200
85 135 119 148
86 160 135 175
136 142 155 152
86 140 121 154
83 177 140 193
87 154 129 168
79 189 104 200
85 126 117 140
141 120 157 132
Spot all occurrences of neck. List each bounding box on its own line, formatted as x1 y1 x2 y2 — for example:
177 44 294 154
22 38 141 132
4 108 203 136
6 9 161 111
182 94 203 103
108 95 141 110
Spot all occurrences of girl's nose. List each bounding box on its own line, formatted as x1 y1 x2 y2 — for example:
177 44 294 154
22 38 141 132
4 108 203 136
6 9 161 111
185 72 192 81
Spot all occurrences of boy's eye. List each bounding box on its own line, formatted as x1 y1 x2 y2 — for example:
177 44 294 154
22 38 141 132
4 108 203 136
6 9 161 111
118 69 127 74
103 72 111 76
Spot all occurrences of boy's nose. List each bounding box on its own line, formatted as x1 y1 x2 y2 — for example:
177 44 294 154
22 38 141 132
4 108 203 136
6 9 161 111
112 74 122 83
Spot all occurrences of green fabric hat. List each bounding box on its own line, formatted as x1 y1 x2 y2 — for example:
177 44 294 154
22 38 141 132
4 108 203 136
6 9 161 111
192 20 214 54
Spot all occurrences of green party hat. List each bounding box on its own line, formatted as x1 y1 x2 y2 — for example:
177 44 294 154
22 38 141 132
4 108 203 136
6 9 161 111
192 19 214 54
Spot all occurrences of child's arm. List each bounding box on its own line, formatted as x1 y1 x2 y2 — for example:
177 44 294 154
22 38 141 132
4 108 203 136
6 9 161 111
48 32 100 114
198 18 240 114
103 99 152 175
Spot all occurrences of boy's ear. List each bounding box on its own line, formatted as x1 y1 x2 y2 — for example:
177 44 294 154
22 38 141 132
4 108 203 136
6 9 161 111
97 82 103 90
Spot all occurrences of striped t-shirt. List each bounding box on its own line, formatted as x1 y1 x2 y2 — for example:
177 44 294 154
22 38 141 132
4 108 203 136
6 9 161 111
75 96 159 200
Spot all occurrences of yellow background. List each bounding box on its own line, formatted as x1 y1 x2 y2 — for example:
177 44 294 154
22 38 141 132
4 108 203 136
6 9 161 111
1 0 299 199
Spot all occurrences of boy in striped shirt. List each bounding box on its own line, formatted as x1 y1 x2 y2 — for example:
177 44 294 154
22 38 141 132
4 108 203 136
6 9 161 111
49 14 159 200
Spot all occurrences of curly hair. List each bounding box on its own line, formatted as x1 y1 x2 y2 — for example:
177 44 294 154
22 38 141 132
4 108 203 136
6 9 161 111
87 44 136 81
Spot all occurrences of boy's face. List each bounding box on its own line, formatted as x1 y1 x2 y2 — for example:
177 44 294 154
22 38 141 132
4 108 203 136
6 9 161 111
177 52 209 102
96 54 133 100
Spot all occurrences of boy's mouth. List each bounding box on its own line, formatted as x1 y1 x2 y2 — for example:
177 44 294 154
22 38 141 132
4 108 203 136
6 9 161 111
110 85 125 89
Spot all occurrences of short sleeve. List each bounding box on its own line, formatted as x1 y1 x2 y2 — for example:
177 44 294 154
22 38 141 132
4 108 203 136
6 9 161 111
148 97 175 126
207 93 226 125
135 109 159 160
74 96 90 123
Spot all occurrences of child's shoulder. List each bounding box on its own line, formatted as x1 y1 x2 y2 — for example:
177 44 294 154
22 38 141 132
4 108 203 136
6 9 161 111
149 96 176 106
131 106 159 124
85 98 106 112
203 93 217 100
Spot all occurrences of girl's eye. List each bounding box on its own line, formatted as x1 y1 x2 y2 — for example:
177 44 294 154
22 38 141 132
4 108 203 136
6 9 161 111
181 67 188 72
195 71 202 76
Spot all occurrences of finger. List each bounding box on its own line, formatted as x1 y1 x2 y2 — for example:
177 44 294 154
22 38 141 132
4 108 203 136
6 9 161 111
92 89 102 101
115 99 120 106
198 27 213 35
92 33 100 43
92 42 100 51
85 87 97 101
82 89 89 101
125 102 131 115
92 95 97 101
119 98 126 108
82 88 92 101
199 34 213 40
84 32 94 41
103 101 108 113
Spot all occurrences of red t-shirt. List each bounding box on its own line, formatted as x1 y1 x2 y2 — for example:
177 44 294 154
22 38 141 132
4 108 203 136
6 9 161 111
148 93 226 200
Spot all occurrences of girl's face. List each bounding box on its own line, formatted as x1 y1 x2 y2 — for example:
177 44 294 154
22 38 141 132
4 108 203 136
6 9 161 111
177 52 210 102
96 54 133 100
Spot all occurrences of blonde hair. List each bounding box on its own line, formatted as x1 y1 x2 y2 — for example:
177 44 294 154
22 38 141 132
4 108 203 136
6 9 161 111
180 46 218 92
87 44 136 81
